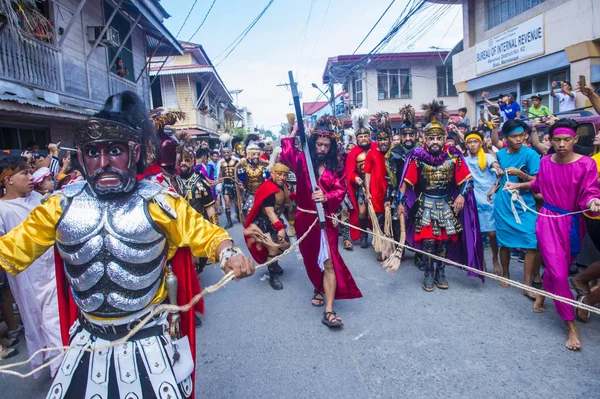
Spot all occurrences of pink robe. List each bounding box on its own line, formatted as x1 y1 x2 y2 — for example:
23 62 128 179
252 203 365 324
531 155 600 321
280 138 362 299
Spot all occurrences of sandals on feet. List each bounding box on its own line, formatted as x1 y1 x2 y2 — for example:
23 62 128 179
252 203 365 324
0 346 18 360
322 311 343 328
576 296 591 323
311 291 324 307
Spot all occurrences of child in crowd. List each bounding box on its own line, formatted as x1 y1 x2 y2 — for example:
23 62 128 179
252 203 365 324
505 118 600 351
32 167 54 195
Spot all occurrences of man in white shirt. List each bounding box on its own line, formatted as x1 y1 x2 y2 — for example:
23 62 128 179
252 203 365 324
550 80 576 113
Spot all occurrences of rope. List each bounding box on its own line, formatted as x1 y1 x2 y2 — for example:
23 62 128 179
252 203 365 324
0 218 319 378
3 196 598 379
294 206 600 316
506 188 589 218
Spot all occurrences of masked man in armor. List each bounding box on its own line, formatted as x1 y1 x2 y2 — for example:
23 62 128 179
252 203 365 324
346 108 376 248
365 112 392 260
243 163 292 291
0 91 255 399
398 101 483 292
386 106 419 259
178 147 219 226
236 135 269 222
218 134 239 229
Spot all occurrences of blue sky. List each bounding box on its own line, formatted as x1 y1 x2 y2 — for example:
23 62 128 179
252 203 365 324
162 0 463 129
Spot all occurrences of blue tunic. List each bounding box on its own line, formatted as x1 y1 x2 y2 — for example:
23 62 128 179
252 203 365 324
493 146 540 249
465 153 497 232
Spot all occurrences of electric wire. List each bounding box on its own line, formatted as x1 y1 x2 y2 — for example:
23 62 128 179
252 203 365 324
175 0 201 38
295 0 318 78
184 0 219 44
214 0 277 66
352 0 396 55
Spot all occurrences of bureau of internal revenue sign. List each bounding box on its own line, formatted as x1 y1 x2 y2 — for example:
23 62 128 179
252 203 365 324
476 14 544 75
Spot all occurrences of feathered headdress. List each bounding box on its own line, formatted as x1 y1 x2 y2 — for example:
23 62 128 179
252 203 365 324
263 137 274 150
399 104 417 134
351 108 371 136
268 146 282 169
399 104 416 125
421 100 448 136
374 111 391 139
244 133 262 153
150 108 186 132
344 128 356 146
220 133 232 151
312 114 343 141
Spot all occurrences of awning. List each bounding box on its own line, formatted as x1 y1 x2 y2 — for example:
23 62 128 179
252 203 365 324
181 129 220 139
0 93 94 117
149 65 213 76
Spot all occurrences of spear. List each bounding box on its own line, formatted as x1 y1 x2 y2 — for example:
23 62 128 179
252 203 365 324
288 71 326 230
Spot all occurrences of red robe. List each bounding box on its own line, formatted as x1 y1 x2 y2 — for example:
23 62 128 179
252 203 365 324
346 142 377 240
55 247 203 398
364 148 389 213
243 179 282 263
280 138 362 299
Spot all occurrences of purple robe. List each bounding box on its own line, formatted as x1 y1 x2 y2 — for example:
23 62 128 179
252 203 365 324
400 146 485 281
280 138 362 299
530 155 600 321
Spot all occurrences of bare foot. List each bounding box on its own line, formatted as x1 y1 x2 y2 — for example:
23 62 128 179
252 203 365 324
566 324 582 351
533 296 546 313
523 290 537 300
493 261 502 276
499 274 510 288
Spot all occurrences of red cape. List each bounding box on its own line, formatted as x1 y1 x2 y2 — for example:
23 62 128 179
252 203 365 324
54 247 204 398
346 142 377 240
364 148 388 213
243 179 281 263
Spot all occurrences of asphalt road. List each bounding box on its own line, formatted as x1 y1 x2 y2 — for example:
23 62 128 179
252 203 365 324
2 217 600 398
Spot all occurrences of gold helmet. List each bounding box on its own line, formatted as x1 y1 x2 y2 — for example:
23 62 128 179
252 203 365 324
421 100 448 137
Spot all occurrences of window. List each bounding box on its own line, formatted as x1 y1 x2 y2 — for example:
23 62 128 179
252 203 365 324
195 81 203 104
487 0 545 30
437 66 457 97
160 76 179 109
377 69 411 100
352 76 363 106
105 2 134 82
0 126 50 153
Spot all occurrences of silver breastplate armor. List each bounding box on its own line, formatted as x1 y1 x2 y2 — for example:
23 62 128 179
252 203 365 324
55 181 169 318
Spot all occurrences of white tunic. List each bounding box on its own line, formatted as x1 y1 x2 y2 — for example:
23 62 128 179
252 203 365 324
0 192 62 377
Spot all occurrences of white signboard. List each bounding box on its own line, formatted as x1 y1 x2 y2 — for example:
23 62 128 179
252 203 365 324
476 14 544 75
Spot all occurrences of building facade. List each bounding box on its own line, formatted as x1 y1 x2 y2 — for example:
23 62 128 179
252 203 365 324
149 41 241 144
449 0 600 120
0 0 182 154
322 52 459 127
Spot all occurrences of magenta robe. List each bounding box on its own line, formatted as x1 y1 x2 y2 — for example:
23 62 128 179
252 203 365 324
280 138 362 299
531 155 600 321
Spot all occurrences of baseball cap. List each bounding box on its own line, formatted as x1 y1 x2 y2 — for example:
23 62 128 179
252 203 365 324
531 94 542 100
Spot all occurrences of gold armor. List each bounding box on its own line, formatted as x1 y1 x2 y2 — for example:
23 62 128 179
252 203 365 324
244 165 266 194
220 158 238 179
356 151 367 175
417 159 455 196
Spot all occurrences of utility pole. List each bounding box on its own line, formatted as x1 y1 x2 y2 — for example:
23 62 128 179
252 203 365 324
327 64 336 115
229 89 243 108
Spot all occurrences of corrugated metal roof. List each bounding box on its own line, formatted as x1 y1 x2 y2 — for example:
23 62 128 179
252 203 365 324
149 65 213 76
0 94 94 116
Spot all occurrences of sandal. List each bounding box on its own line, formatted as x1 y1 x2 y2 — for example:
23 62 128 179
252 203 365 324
311 291 324 307
0 337 18 348
322 311 343 328
343 240 353 250
576 296 591 323
570 277 590 296
0 346 18 360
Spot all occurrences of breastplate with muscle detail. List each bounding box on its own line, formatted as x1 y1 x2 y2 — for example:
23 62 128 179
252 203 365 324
221 159 238 178
55 181 168 318
244 165 265 194
417 158 455 196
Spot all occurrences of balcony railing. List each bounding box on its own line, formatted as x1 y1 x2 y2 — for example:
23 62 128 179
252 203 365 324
108 73 137 96
196 110 218 132
0 30 61 91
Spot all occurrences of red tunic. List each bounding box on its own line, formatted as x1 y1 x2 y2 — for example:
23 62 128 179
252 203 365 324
243 179 282 263
364 148 388 213
346 142 377 240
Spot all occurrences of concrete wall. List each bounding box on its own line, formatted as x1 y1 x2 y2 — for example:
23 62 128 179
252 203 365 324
360 58 459 113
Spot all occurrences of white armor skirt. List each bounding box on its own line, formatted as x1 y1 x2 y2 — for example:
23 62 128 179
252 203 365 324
47 311 194 399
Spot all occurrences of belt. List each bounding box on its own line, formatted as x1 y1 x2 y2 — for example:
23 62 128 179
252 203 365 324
542 203 581 255
78 311 165 341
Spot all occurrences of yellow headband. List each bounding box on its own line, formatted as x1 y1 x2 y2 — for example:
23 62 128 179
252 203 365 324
465 133 486 171
465 133 482 143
